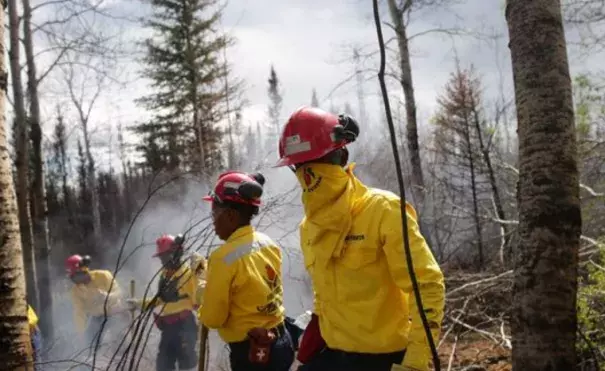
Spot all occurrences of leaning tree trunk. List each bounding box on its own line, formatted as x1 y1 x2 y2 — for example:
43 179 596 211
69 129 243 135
0 0 35 368
462 118 484 269
23 0 54 339
506 1 581 370
8 0 38 310
470 105 510 266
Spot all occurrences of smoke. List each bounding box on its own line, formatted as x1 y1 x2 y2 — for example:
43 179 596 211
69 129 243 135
40 166 312 370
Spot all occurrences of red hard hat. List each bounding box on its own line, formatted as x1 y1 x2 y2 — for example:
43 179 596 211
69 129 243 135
154 234 181 257
65 255 83 276
275 106 359 167
202 171 264 207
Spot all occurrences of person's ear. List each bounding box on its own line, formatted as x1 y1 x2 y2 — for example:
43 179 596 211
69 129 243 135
339 147 349 167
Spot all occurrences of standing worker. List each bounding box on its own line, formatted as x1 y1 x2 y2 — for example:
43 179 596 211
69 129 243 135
275 106 445 371
126 234 203 371
65 254 123 348
199 171 295 371
28 304 43 371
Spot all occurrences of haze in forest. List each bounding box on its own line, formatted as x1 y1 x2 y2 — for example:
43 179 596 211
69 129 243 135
0 0 603 370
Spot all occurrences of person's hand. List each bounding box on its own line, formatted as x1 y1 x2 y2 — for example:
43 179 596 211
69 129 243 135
125 298 140 311
92 289 109 305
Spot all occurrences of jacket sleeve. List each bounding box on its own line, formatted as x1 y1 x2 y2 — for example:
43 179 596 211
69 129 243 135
98 271 122 309
27 305 39 328
71 289 87 333
194 278 206 308
184 269 205 309
199 253 232 329
380 200 445 371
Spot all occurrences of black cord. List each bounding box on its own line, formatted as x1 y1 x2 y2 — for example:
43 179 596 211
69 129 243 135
371 1 441 370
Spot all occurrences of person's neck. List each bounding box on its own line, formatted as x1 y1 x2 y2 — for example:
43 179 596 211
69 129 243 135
225 223 250 240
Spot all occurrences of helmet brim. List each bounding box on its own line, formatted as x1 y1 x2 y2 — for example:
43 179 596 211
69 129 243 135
202 195 213 202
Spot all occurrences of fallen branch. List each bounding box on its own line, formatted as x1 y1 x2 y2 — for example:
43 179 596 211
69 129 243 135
447 316 511 349
446 270 512 298
446 335 458 371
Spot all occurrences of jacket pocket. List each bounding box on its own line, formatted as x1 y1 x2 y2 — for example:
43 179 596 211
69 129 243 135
339 245 377 270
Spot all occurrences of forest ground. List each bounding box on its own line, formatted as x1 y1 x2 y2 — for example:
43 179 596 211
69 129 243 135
438 336 511 371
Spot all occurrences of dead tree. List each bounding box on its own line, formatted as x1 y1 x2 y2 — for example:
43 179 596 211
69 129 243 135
63 55 106 242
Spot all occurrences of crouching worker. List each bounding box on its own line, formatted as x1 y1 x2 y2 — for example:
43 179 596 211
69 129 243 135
65 254 123 348
127 234 202 371
28 305 43 371
199 171 295 371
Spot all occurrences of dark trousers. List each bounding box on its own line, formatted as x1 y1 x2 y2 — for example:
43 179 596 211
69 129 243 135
229 325 295 371
297 348 405 371
156 312 198 371
31 326 43 371
85 316 107 351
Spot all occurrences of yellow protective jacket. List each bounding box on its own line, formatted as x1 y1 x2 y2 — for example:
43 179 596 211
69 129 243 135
71 269 122 332
28 305 39 330
299 164 445 371
199 225 285 343
141 264 203 316
190 252 208 307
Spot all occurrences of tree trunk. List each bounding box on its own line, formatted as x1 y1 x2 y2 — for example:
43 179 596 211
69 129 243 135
8 0 38 310
386 0 437 252
22 0 53 339
0 0 35 367
506 1 581 370
386 0 426 206
471 105 510 266
83 133 102 242
462 117 483 269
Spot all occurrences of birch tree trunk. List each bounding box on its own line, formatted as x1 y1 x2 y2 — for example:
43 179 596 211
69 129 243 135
8 0 38 310
506 0 581 369
0 0 35 367
386 0 426 206
22 0 53 339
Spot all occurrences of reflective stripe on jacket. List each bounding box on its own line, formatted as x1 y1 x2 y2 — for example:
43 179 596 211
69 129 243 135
199 225 285 343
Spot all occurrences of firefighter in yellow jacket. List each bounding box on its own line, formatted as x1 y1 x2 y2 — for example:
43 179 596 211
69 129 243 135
126 234 203 371
28 305 43 371
275 107 445 371
65 254 123 347
199 171 295 371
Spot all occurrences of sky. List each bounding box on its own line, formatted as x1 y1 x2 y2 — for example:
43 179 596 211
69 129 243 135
19 0 605 172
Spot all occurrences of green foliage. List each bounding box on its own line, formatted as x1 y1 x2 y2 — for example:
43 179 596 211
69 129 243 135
133 0 231 173
265 66 283 154
573 74 605 143
577 240 605 370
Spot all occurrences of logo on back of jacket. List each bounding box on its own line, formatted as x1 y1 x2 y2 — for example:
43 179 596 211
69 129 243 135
257 264 283 315
303 167 322 192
